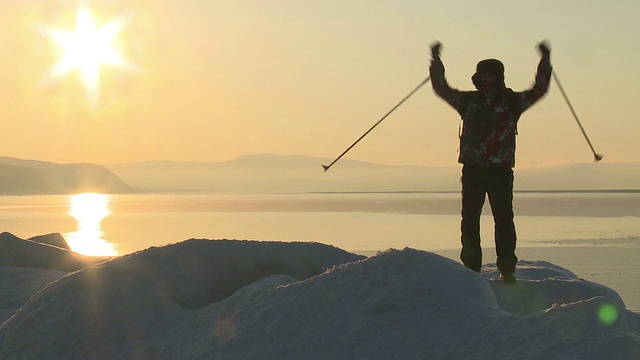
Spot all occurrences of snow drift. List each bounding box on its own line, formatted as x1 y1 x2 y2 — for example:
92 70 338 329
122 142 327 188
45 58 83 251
0 232 108 271
0 239 639 359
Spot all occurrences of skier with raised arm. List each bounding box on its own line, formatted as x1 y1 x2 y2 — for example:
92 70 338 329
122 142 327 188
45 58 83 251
429 41 552 283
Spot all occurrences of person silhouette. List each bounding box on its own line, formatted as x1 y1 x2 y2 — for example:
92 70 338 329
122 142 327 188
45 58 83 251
429 41 552 283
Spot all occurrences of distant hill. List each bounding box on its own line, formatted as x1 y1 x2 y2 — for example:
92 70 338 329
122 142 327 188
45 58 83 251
3 155 638 194
105 154 640 193
514 162 640 190
0 157 136 195
104 154 462 193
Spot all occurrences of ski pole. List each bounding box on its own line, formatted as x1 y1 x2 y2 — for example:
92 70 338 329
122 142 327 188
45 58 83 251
552 71 603 162
322 76 431 172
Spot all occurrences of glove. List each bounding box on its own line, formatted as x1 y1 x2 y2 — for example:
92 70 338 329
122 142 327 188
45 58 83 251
429 41 444 74
430 41 442 59
538 40 551 57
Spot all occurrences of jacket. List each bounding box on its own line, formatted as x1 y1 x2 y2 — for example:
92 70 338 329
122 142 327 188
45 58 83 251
430 55 552 167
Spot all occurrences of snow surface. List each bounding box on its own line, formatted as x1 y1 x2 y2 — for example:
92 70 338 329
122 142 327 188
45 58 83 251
1 239 639 359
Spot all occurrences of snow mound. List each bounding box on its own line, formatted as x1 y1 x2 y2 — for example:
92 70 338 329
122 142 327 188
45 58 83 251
0 266 68 324
0 240 639 359
483 260 626 315
0 232 106 271
97 239 366 310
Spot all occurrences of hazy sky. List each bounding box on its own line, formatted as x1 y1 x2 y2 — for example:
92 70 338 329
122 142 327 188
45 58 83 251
2 1 639 167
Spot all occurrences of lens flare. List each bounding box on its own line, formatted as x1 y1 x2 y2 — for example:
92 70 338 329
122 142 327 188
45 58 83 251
597 303 619 325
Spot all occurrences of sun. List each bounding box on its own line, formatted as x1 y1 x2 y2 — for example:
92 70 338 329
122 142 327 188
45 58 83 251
41 2 134 102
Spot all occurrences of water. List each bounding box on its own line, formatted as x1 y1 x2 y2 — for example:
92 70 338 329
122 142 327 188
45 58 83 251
1 192 639 310
1 192 639 255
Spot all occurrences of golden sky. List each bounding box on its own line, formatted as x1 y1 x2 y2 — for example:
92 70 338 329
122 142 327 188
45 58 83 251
1 0 639 167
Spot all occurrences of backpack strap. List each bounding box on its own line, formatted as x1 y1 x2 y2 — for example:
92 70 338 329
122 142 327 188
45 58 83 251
504 88 520 135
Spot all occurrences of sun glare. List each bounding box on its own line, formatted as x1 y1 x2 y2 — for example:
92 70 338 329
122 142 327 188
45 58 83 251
41 2 134 102
66 193 117 257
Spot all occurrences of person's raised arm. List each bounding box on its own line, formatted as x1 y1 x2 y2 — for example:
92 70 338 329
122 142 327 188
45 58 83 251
518 41 553 113
429 41 446 95
517 41 553 112
534 40 552 92
429 41 465 113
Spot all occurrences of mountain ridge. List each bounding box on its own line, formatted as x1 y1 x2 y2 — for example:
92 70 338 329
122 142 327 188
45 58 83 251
0 157 136 195
2 154 639 194
103 154 462 193
105 154 640 193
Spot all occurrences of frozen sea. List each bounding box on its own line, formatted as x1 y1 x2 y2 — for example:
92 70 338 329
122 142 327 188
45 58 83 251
1 191 639 310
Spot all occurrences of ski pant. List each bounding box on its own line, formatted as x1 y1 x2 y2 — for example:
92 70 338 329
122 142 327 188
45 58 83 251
460 164 518 274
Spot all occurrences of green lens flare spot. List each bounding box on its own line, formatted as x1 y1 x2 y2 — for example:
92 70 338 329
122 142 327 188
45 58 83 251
598 303 619 325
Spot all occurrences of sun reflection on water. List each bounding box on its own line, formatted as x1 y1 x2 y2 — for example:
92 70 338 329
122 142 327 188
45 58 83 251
66 193 117 256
